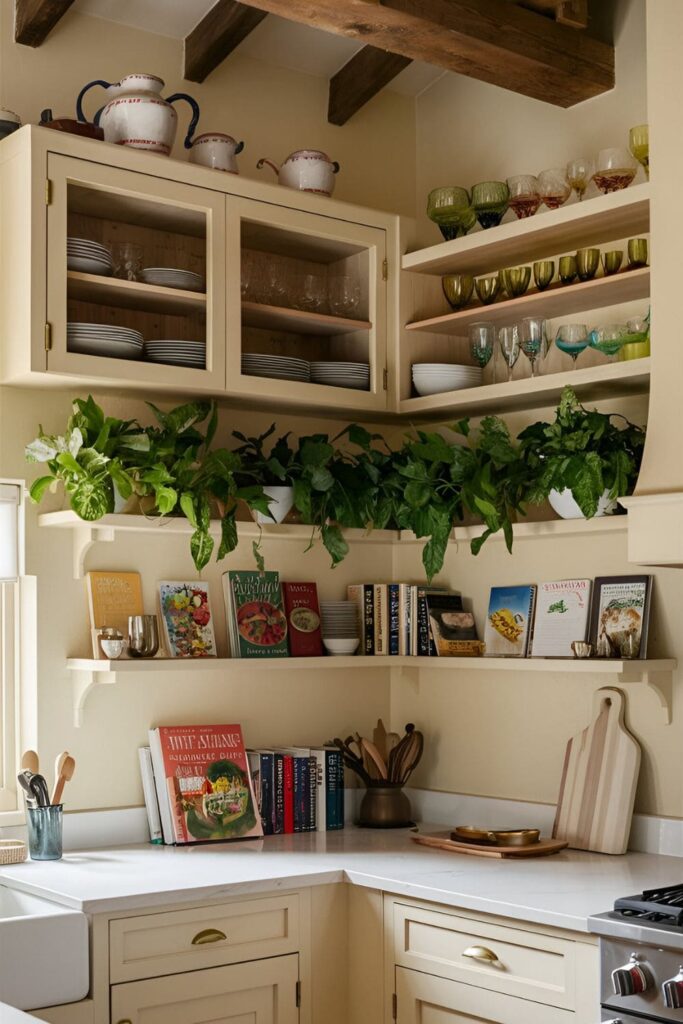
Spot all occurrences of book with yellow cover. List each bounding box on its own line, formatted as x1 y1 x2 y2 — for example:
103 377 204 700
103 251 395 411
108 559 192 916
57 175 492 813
86 571 144 658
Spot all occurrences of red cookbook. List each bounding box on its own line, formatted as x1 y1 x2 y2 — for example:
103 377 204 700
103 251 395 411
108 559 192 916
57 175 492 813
148 724 263 844
282 582 323 657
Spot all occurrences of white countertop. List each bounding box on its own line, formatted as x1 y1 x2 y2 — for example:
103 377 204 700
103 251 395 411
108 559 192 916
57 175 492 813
2 826 683 933
0 1004 40 1023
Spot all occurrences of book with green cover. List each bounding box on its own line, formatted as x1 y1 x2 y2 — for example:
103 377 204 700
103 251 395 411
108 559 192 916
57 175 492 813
222 571 289 658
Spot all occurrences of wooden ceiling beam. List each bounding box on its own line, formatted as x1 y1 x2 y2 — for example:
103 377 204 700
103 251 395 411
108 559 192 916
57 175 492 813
15 0 75 46
184 0 269 83
236 0 614 107
328 46 412 125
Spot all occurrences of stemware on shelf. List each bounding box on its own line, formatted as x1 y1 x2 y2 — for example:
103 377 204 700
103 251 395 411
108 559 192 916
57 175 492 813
471 181 509 229
111 241 143 281
501 265 531 298
498 324 520 382
533 260 555 291
469 322 495 370
506 175 541 218
240 251 252 298
620 314 650 360
555 323 589 368
629 124 649 179
329 275 361 316
593 148 638 193
519 317 546 377
627 238 649 268
601 250 624 276
298 272 327 312
427 186 472 240
538 168 571 210
474 273 501 305
588 324 626 360
265 262 289 307
575 247 600 281
442 273 474 310
558 255 578 285
566 157 594 201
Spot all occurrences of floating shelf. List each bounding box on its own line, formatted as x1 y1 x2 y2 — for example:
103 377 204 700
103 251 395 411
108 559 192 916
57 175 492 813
400 358 650 419
241 301 371 336
67 271 206 315
403 184 650 276
66 654 676 726
406 268 649 335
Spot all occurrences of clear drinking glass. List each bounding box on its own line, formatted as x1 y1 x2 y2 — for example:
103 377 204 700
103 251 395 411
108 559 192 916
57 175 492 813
240 251 252 298
26 805 63 861
112 242 143 281
555 323 589 368
538 168 571 210
566 157 594 201
593 148 638 193
298 273 327 312
588 324 626 360
506 175 541 218
469 322 495 370
498 324 520 382
329 276 361 316
519 317 547 377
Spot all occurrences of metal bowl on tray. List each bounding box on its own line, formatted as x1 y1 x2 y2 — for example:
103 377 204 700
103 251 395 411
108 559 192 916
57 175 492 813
451 825 541 847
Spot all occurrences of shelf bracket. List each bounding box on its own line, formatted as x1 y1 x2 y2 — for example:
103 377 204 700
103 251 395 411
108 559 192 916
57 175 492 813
618 668 673 724
72 667 117 727
72 524 115 579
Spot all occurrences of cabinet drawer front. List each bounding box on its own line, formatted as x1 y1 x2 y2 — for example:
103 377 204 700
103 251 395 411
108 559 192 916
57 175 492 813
110 894 300 982
393 902 576 1009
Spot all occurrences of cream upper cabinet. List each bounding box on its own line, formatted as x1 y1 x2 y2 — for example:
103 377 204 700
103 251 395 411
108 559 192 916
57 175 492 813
110 953 299 1024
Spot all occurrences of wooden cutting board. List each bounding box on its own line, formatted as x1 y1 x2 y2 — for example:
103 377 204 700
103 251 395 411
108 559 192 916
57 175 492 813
411 832 568 858
553 687 641 855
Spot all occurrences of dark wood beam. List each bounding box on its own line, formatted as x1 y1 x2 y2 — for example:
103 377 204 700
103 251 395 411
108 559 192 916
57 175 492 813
328 46 412 125
184 0 268 83
15 0 75 46
236 0 614 107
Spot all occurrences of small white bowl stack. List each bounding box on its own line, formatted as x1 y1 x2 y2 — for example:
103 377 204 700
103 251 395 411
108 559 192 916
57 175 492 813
320 601 360 656
412 363 483 397
67 237 113 277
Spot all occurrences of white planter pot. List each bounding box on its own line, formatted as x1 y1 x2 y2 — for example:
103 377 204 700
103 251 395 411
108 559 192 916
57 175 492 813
254 485 295 525
548 487 618 520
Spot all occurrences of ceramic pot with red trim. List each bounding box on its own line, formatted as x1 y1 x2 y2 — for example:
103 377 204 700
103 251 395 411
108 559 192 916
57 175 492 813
256 150 340 196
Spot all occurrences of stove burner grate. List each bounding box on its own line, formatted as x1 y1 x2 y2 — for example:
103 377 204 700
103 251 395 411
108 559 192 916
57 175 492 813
615 883 683 927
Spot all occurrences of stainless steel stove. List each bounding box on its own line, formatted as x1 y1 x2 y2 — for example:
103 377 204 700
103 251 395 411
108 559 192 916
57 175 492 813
590 884 683 1023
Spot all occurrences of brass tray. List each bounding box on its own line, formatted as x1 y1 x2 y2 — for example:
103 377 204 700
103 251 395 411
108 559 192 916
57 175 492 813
451 825 540 847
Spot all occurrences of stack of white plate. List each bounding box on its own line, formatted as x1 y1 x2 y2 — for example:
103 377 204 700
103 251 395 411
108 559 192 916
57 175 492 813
67 323 143 360
310 362 370 391
140 267 204 292
67 238 113 277
145 340 206 368
241 353 310 382
412 363 483 397
320 601 360 656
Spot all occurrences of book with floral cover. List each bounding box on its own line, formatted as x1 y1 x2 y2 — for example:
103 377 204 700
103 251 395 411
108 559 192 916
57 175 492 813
158 581 216 658
148 724 262 844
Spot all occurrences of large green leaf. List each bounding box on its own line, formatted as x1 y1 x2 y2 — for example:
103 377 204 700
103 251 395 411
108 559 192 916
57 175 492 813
70 478 113 521
217 513 238 561
321 523 349 566
190 528 214 571
29 475 56 504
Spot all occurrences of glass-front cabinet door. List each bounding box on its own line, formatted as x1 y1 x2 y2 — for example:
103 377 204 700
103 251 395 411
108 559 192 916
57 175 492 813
45 153 226 392
225 195 388 412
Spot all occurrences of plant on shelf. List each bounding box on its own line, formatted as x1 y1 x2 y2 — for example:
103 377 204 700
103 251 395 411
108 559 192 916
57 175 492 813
518 386 646 519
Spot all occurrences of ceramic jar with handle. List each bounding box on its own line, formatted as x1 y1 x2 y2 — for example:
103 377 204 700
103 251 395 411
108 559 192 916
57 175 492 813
76 73 200 156
256 150 340 196
189 133 244 173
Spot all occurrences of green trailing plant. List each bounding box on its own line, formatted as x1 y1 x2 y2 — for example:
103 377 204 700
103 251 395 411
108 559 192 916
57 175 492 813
518 386 645 518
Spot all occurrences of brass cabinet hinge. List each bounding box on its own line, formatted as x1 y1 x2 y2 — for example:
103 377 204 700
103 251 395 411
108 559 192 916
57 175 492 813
383 367 388 391
44 322 52 351
45 179 52 205
295 980 301 1007
392 992 397 1020
382 257 388 281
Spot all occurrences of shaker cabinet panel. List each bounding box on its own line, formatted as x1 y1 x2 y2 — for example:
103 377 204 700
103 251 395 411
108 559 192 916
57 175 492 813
110 953 299 1024
45 153 227 392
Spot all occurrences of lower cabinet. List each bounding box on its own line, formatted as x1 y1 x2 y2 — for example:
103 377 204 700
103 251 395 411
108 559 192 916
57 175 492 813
110 953 299 1024
395 967 575 1024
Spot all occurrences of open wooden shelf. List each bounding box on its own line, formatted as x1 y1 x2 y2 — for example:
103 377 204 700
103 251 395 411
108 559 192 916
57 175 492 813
241 301 371 336
406 267 650 335
401 357 650 419
67 271 206 314
66 653 676 726
403 184 650 276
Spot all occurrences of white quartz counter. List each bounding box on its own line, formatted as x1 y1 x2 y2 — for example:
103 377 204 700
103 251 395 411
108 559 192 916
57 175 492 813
2 826 683 933
0 1004 40 1023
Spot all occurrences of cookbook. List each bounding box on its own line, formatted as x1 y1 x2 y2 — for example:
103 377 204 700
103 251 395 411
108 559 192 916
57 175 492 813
530 579 592 657
589 575 653 659
484 585 537 657
223 571 289 658
282 582 323 657
158 581 216 658
86 570 144 658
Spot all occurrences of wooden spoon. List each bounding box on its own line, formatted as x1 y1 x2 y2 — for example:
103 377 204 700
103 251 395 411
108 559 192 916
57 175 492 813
361 738 388 780
373 719 388 762
21 750 39 775
52 751 69 802
51 754 75 805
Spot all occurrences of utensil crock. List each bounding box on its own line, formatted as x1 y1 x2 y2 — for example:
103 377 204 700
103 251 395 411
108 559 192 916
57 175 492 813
358 784 413 828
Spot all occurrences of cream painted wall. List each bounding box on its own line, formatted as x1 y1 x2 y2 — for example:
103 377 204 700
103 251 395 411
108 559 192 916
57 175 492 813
414 0 648 246
0 4 417 217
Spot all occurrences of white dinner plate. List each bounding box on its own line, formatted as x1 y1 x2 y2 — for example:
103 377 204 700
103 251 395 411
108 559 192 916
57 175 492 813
67 337 142 359
67 256 113 276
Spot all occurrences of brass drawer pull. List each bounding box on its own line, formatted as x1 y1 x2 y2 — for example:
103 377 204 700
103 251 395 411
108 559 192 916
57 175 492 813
192 927 227 945
462 945 500 965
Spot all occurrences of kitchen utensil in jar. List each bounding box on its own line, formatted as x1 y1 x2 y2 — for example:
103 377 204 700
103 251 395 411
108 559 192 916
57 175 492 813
20 750 39 775
51 754 75 806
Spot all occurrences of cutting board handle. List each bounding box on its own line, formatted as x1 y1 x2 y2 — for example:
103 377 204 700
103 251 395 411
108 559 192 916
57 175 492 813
592 686 625 719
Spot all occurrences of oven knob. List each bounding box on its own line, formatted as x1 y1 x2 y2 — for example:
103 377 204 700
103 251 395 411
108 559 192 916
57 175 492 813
611 953 653 996
662 966 683 1008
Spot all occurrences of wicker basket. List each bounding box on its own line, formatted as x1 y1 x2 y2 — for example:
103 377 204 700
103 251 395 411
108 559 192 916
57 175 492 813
0 839 27 864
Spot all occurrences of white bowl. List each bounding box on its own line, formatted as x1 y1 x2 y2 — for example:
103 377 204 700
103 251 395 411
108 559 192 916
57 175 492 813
323 638 360 656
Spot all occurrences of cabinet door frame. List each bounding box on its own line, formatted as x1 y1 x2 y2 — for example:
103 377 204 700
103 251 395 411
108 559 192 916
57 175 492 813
225 194 388 413
45 153 227 392
111 951 299 1024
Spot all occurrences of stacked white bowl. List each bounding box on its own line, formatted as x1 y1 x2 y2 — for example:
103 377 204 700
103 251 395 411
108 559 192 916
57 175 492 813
412 363 483 397
320 601 360 656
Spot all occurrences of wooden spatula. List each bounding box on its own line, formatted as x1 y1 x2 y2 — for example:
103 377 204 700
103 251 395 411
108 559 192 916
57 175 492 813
373 719 388 762
21 750 39 775
51 754 75 805
361 738 388 780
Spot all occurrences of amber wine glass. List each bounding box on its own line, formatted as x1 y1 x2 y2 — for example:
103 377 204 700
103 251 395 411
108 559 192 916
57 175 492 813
538 168 571 210
593 148 638 194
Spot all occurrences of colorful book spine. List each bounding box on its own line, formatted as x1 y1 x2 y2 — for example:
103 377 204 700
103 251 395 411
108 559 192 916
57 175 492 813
259 752 274 836
311 749 326 832
363 584 375 655
293 756 308 833
283 755 294 834
416 587 433 656
325 748 345 830
388 583 400 656
307 756 317 832
273 753 284 835
374 583 387 656
399 584 411 656
282 582 323 657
